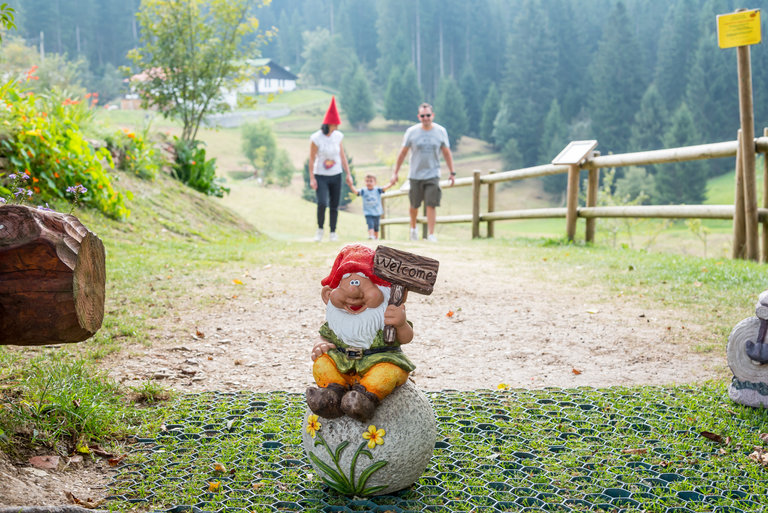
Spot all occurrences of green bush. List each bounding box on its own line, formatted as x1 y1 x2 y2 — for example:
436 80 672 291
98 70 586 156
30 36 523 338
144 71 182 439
170 136 229 197
241 120 295 186
0 72 129 218
104 125 162 180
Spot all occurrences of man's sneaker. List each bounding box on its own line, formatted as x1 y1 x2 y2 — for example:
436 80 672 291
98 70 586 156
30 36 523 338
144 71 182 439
314 228 324 242
409 228 419 241
329 232 338 242
427 234 438 242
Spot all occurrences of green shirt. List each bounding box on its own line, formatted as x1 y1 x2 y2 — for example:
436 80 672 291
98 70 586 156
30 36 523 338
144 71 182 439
319 322 415 375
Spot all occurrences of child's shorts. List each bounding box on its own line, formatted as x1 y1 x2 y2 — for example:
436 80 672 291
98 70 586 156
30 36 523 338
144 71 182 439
365 215 380 232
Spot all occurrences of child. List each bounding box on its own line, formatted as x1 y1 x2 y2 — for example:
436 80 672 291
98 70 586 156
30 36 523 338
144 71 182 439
348 174 396 240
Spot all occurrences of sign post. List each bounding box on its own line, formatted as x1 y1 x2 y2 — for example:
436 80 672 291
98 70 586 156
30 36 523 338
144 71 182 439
552 140 598 242
718 8 761 261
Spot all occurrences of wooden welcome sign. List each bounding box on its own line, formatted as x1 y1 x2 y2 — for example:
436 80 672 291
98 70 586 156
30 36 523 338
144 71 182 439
373 245 439 343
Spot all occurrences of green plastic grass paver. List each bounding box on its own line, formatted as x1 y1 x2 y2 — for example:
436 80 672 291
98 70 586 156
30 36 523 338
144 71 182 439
108 385 768 513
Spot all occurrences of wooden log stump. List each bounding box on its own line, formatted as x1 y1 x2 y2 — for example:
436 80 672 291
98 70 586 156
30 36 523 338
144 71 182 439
0 205 105 346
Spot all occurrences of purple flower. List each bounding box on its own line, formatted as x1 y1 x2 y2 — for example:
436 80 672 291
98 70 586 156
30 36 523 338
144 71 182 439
0 197 6 204
37 203 54 212
8 174 16 180
19 174 29 181
14 188 26 197
66 184 87 195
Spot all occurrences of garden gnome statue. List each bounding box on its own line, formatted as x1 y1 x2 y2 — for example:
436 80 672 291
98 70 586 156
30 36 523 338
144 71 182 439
727 290 768 407
302 244 438 496
306 243 415 422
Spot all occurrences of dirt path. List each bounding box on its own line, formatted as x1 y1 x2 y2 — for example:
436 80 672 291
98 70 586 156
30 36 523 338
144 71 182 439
105 242 728 392
1 241 729 508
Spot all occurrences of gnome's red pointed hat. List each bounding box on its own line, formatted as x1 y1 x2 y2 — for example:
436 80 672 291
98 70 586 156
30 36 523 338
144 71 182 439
321 244 390 289
322 96 342 125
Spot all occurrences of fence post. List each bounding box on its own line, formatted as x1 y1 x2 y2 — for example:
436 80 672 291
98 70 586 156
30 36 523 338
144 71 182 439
733 129 747 259
565 164 580 241
585 167 599 243
472 170 482 239
737 42 759 261
763 126 768 262
487 170 496 238
380 195 386 240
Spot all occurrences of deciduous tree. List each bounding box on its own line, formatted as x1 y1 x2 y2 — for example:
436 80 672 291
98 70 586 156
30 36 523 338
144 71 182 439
127 0 271 143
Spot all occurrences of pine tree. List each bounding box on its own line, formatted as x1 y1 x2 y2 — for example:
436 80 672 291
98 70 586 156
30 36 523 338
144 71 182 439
655 103 707 205
384 67 404 122
459 66 482 137
496 0 558 166
385 65 423 124
654 0 700 111
342 62 375 130
434 77 468 150
539 99 569 196
631 84 668 152
589 1 646 155
480 83 500 145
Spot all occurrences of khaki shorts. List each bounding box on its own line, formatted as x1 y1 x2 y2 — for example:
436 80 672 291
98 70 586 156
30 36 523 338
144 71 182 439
409 178 441 209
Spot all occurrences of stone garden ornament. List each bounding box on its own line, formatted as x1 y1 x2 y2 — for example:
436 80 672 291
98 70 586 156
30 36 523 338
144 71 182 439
727 290 768 407
302 244 439 495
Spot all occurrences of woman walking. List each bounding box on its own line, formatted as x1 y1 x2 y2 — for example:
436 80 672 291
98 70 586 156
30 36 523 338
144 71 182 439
309 97 352 242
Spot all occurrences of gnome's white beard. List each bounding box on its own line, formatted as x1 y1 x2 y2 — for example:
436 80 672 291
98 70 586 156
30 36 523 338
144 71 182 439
325 286 390 348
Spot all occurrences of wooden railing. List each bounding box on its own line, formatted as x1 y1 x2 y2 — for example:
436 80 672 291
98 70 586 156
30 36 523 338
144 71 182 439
380 130 768 261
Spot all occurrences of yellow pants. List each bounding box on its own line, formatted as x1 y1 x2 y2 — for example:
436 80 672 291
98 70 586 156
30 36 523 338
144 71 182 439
313 354 408 400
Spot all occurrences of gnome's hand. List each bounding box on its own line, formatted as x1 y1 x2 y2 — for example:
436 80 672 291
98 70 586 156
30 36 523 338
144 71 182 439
311 337 336 361
385 304 413 344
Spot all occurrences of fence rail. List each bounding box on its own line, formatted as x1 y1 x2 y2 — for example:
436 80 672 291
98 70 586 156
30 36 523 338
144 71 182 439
380 133 768 261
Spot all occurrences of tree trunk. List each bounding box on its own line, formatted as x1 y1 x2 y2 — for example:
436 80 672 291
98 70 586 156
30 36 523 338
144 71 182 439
0 205 105 346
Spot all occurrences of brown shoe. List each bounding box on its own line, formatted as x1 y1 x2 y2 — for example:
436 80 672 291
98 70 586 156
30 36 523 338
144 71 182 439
340 385 380 422
306 383 347 418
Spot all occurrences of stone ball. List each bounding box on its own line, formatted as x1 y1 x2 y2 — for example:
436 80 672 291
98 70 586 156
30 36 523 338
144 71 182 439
301 381 436 496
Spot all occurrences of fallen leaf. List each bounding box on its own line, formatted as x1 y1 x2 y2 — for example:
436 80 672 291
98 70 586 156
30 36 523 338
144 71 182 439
66 491 104 509
209 481 222 493
90 445 115 458
759 433 768 444
29 455 59 469
621 448 647 455
233 279 244 285
693 280 702 287
446 310 454 318
586 309 599 314
700 431 725 444
497 383 510 390
213 462 227 473
572 368 582 375
108 454 127 467
196 329 205 338
252 481 266 490
76 443 90 455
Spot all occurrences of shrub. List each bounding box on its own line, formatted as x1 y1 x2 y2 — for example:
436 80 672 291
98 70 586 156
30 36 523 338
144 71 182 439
0 71 128 218
241 120 295 186
104 126 162 180
170 137 229 197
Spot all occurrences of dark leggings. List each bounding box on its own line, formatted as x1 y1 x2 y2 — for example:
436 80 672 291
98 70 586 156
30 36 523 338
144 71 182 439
316 173 342 232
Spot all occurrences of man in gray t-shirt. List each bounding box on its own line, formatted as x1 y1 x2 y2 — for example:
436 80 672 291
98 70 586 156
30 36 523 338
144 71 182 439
392 103 455 242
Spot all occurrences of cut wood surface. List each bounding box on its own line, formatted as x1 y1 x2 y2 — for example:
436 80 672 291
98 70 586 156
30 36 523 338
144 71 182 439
0 205 105 346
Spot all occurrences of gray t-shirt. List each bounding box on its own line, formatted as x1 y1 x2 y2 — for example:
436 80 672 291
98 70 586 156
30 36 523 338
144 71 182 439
401 123 450 180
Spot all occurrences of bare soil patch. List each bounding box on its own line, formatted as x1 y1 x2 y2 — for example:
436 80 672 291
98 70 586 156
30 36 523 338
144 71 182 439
0 242 729 507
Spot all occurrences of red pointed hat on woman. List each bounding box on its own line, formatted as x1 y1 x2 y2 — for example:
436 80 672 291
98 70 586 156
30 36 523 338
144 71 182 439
322 96 342 125
321 244 390 289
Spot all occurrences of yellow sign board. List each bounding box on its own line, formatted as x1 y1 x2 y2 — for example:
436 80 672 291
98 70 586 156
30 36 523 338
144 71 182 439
717 9 761 48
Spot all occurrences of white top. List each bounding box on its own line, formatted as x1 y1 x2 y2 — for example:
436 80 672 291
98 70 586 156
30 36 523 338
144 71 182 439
310 130 344 176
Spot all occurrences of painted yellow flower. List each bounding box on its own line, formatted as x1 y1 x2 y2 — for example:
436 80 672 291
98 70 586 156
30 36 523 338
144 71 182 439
362 425 385 449
306 414 321 438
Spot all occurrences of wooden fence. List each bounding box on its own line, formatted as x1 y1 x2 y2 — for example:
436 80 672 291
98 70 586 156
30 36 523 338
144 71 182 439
380 130 768 261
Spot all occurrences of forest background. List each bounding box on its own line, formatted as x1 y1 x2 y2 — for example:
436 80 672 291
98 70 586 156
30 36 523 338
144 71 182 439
4 0 768 207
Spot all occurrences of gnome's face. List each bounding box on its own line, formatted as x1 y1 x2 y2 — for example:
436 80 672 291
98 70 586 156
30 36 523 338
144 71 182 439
322 272 385 314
